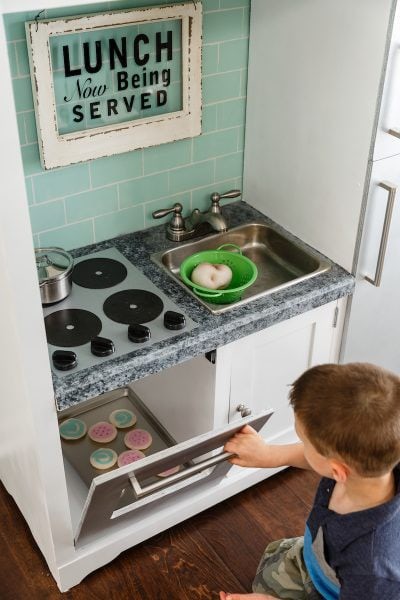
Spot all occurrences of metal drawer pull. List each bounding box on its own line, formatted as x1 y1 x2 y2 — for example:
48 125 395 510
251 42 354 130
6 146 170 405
130 450 235 499
237 403 252 417
388 127 400 138
365 181 397 287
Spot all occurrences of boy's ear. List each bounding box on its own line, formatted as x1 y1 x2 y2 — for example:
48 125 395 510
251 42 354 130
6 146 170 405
330 459 351 483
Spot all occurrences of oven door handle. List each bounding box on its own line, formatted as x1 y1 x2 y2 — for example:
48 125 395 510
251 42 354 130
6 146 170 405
129 450 235 499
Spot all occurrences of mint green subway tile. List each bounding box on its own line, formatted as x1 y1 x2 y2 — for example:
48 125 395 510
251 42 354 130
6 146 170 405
144 193 190 228
24 111 38 144
94 205 144 242
16 113 26 144
119 172 169 208
238 124 245 151
16 41 30 76
220 0 249 7
217 98 246 129
243 6 250 28
45 3 110 19
191 180 237 212
25 177 34 206
7 42 18 77
29 199 65 234
90 151 143 188
143 139 191 175
39 221 94 251
203 9 245 45
32 234 40 248
12 77 34 112
169 160 214 195
21 144 42 176
202 0 220 11
234 176 243 191
215 151 243 181
202 104 217 133
193 128 238 162
202 44 218 76
3 12 39 41
240 68 248 96
108 0 164 11
34 164 90 203
219 38 248 72
202 71 241 104
66 186 118 222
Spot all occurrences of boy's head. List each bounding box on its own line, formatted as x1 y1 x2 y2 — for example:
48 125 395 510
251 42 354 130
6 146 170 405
289 363 400 479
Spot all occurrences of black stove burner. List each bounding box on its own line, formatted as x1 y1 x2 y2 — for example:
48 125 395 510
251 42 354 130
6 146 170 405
103 289 164 324
44 309 102 347
72 258 127 289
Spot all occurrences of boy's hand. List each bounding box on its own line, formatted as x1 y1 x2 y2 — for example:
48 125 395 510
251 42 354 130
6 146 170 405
224 425 275 468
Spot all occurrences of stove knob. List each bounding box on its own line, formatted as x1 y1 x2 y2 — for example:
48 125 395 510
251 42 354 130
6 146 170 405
128 323 151 343
52 350 77 371
164 310 186 330
91 336 115 357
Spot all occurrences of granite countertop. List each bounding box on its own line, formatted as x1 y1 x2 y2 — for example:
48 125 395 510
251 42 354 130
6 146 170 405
54 202 355 409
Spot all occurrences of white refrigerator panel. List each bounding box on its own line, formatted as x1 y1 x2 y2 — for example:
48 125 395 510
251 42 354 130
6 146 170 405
244 0 393 272
374 1 400 161
344 154 400 372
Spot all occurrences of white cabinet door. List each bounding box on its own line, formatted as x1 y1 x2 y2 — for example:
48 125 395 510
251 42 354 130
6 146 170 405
374 3 400 161
344 155 400 372
244 0 392 272
227 302 340 443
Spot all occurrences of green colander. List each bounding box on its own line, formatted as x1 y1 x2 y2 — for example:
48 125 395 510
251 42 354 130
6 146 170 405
179 244 258 304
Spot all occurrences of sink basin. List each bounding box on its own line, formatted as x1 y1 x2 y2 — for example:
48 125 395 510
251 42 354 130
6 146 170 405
151 223 331 314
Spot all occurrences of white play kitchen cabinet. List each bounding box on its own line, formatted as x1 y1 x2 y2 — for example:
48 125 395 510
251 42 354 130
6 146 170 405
1 246 345 594
0 1 348 594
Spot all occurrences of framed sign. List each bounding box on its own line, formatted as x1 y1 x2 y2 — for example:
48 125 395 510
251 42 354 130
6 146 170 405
26 2 202 169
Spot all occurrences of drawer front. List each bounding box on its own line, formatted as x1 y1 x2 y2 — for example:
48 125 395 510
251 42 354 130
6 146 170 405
75 409 273 542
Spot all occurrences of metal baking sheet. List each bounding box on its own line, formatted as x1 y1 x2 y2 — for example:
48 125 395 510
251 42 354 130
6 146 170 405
59 387 180 489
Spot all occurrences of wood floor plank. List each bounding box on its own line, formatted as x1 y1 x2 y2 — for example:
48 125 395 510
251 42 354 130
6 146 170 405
188 469 317 592
0 468 319 599
280 468 319 507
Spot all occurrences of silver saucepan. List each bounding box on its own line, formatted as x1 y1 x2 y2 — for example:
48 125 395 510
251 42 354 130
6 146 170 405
35 247 74 305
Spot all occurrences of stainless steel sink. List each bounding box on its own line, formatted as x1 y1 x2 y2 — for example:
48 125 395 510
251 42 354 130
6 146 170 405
151 223 331 314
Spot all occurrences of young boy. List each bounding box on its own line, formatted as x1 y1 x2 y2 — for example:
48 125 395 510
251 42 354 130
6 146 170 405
219 363 400 600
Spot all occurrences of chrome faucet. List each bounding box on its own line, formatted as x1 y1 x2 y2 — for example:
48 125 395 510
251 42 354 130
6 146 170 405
152 189 241 242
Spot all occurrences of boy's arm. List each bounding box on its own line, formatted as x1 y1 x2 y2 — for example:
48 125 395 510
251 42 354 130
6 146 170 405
224 425 311 470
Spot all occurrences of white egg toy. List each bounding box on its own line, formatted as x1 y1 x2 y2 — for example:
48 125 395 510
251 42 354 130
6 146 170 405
191 262 233 290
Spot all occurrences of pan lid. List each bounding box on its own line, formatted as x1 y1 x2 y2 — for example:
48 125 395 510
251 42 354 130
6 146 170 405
35 247 74 283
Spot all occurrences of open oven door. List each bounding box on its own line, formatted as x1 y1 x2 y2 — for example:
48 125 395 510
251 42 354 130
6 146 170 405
74 409 273 543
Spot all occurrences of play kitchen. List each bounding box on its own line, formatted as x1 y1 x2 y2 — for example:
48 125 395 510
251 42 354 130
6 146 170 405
27 192 353 591
0 0 369 594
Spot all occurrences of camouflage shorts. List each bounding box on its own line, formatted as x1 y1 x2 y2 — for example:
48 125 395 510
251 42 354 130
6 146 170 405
252 537 323 600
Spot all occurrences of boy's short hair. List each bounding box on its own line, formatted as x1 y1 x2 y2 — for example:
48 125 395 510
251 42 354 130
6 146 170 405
289 363 400 476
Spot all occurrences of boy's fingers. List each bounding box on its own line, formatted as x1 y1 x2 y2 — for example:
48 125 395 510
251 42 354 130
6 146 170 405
239 424 257 434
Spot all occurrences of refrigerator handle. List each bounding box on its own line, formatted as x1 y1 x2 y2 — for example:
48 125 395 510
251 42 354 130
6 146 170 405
365 181 397 287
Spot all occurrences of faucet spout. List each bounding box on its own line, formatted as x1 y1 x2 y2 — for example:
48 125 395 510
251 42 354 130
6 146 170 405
152 189 241 242
186 208 228 233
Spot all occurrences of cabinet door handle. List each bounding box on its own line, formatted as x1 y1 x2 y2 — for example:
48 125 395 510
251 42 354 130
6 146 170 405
365 181 397 287
129 450 235 499
236 403 252 417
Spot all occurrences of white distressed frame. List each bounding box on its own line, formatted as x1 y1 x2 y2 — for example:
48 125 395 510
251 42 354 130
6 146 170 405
25 2 202 170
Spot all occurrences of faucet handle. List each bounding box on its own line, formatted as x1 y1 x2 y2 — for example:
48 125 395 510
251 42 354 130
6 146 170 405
210 189 241 212
152 203 185 232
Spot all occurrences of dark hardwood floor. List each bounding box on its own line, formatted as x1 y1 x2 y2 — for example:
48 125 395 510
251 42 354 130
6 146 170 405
0 468 319 599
